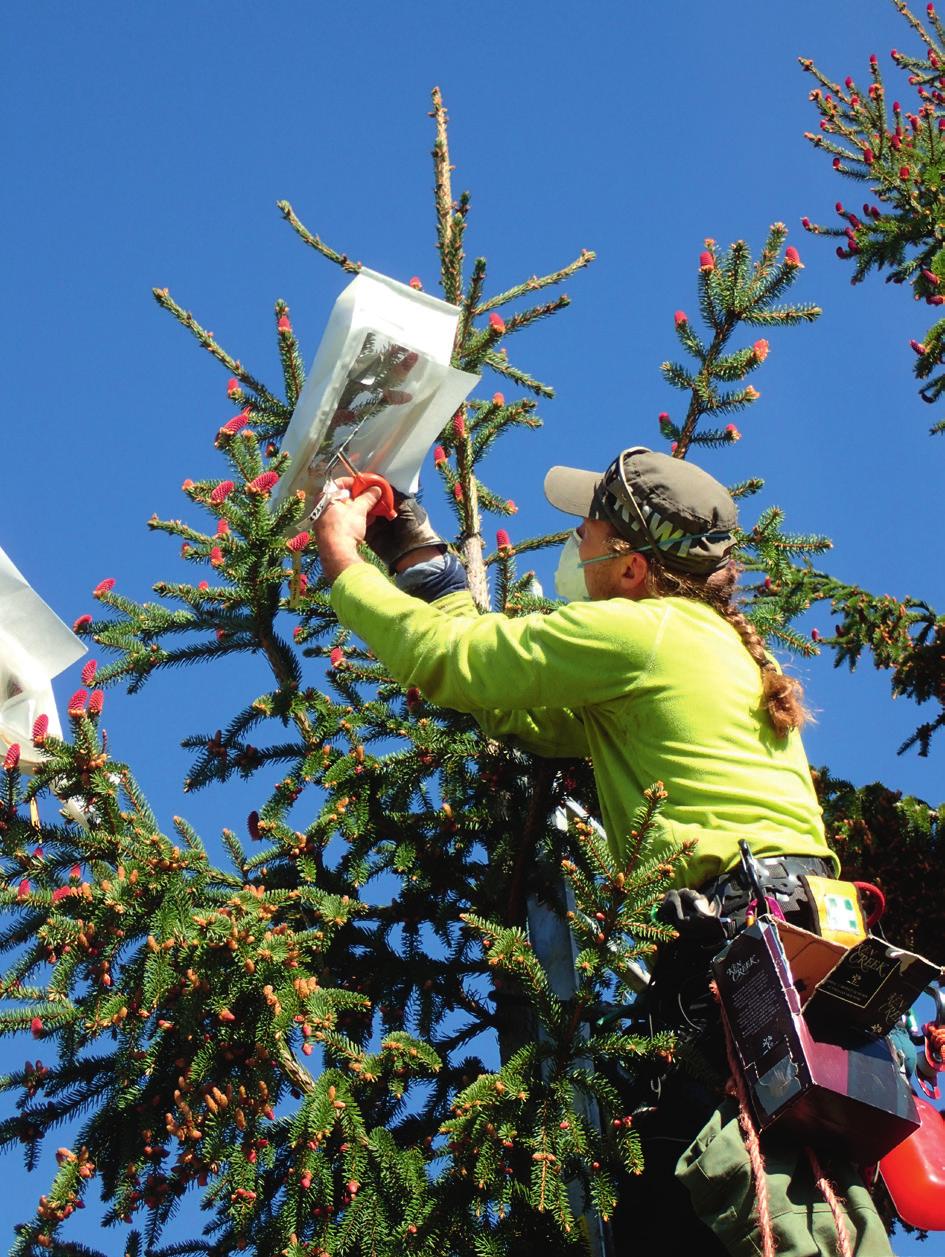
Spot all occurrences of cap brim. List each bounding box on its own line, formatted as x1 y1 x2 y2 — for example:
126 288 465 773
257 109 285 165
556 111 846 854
543 466 602 518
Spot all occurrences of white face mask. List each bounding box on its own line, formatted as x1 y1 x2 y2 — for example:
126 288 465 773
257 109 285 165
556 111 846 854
554 531 591 601
555 529 625 602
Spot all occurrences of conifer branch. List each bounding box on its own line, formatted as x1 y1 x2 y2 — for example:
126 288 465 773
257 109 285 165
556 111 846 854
480 350 555 398
430 87 464 305
661 236 815 460
151 289 282 408
475 251 596 314
800 7 945 430
275 201 361 274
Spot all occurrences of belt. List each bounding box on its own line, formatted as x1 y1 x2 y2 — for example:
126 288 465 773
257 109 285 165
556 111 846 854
699 854 833 919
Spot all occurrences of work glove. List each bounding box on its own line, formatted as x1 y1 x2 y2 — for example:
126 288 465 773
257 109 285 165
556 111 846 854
365 493 445 573
657 888 727 947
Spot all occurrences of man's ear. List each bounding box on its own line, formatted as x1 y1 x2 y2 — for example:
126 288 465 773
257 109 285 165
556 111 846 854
615 551 649 598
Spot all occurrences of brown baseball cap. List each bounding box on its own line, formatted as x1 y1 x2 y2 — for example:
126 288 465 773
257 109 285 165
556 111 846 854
544 446 738 575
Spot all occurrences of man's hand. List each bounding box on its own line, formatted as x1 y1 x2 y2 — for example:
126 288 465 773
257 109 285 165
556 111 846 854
312 479 383 583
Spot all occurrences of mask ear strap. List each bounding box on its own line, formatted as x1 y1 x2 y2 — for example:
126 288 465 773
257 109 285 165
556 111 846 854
577 551 623 570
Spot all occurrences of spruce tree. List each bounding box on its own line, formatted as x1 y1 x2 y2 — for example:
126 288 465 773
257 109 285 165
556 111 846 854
0 84 901 1257
793 0 945 956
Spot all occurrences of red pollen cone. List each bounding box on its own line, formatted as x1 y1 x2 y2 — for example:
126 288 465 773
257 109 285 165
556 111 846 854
247 472 279 494
67 690 89 716
210 481 235 504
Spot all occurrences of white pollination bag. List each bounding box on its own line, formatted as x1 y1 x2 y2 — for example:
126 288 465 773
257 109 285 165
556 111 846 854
274 269 479 514
0 542 87 771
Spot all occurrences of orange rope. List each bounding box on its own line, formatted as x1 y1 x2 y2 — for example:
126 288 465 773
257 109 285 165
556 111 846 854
805 1146 854 1257
709 980 776 1257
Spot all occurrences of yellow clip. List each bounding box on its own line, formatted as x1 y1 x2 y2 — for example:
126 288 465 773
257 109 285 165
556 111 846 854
29 798 41 830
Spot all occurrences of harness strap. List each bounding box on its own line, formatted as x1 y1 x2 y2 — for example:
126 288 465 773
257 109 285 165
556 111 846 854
700 855 833 923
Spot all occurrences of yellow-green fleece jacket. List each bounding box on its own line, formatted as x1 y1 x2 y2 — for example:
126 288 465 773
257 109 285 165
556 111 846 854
330 563 836 889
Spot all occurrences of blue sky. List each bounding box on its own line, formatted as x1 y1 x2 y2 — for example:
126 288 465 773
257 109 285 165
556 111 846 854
2 3 943 1252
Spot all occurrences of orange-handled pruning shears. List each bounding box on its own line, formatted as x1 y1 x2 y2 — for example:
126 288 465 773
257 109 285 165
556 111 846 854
349 471 397 521
307 449 398 524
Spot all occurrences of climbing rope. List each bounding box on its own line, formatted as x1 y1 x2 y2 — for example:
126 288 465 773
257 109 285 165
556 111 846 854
805 1146 854 1257
710 979 776 1257
711 979 860 1257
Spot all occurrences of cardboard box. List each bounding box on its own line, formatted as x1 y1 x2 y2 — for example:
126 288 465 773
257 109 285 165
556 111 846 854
712 919 938 1164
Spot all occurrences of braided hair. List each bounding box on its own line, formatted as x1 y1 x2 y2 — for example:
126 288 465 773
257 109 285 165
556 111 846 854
608 542 809 736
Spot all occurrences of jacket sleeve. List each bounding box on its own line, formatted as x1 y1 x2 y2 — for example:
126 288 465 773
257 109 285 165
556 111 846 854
330 563 658 741
427 589 590 757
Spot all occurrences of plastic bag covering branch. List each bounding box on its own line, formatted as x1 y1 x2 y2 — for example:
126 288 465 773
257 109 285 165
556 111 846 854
0 542 86 769
274 268 479 512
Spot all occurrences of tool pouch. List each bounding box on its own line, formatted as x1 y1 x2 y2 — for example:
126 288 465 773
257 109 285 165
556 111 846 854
799 874 867 948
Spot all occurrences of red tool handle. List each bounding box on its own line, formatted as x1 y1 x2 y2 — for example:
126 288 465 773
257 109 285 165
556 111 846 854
350 473 397 521
853 881 886 930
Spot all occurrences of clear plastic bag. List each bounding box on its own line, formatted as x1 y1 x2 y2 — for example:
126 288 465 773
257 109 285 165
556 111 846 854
275 269 478 513
0 543 86 770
